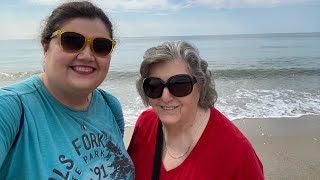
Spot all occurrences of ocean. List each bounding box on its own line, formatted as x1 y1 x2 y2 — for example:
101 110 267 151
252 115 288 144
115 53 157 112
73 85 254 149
0 32 319 125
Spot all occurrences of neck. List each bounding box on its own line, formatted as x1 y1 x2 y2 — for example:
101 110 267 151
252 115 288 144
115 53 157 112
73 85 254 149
162 108 209 150
164 108 207 134
39 73 92 110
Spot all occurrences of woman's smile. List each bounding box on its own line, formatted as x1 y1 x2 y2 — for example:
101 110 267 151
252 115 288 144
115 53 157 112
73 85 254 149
71 65 96 75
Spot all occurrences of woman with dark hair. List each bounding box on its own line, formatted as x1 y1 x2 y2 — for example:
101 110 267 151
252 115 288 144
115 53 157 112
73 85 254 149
0 1 134 179
128 41 264 179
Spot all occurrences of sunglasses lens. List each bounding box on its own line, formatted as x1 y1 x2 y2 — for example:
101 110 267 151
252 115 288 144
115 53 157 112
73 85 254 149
143 78 164 98
168 75 194 97
60 32 85 52
143 75 196 99
93 38 113 56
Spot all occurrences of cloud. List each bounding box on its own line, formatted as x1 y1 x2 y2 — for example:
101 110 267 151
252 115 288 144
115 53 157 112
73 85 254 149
96 0 187 10
28 0 61 5
28 0 189 11
27 0 317 10
190 0 317 9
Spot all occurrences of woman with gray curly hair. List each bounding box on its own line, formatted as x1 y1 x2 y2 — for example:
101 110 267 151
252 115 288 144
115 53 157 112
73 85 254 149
128 41 264 180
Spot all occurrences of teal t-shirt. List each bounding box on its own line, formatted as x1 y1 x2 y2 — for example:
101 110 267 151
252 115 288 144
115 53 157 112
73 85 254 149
0 75 135 179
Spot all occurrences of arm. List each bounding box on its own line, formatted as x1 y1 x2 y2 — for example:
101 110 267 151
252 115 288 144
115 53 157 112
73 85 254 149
127 121 140 154
0 90 23 167
127 113 142 166
127 110 153 154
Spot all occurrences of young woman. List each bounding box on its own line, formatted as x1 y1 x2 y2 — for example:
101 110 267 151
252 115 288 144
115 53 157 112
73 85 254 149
0 1 134 179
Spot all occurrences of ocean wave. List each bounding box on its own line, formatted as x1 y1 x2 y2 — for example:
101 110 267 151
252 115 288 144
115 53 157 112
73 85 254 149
123 88 320 124
106 71 140 81
1 70 318 124
0 71 41 81
108 67 320 80
216 89 320 120
1 68 319 81
211 68 320 79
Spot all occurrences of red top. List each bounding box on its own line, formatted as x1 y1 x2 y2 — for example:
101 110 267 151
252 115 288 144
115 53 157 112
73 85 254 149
128 108 264 180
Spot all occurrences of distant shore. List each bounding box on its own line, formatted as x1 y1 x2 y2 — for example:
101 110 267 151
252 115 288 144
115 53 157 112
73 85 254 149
124 115 320 180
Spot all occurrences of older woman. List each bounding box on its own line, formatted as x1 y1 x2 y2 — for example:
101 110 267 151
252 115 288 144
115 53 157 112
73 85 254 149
0 1 134 179
128 41 264 179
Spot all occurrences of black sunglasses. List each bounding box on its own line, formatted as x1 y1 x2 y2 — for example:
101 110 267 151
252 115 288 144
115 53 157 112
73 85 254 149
143 74 197 99
49 30 116 57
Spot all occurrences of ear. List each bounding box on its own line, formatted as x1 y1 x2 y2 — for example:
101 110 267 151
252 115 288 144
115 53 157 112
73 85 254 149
42 59 46 72
42 42 49 56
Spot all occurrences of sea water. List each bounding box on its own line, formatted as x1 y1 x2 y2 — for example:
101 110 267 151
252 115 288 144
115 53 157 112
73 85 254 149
0 32 319 125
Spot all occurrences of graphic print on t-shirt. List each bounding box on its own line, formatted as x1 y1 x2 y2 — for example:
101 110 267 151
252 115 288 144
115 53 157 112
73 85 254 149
48 131 134 180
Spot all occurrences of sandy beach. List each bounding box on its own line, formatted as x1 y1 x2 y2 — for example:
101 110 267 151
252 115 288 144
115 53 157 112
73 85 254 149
124 115 320 180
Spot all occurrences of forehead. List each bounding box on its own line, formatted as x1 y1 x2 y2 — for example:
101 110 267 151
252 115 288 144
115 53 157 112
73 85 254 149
148 59 191 80
60 18 110 37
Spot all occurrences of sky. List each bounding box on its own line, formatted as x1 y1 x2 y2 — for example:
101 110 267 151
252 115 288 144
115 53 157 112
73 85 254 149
0 0 320 39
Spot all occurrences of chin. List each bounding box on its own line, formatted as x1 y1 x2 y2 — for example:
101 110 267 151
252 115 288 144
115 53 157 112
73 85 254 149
158 114 181 125
70 81 96 92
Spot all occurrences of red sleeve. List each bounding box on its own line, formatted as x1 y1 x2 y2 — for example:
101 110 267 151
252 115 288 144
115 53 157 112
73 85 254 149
127 121 140 154
213 108 264 179
127 110 144 156
127 109 159 180
236 145 264 180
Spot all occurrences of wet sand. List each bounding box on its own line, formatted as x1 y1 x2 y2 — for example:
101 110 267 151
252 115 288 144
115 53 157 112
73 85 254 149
124 115 320 180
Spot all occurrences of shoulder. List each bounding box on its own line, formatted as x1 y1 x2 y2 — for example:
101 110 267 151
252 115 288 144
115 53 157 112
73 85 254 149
1 75 44 101
0 89 21 112
96 88 121 106
95 88 123 117
210 108 246 137
2 75 41 96
209 108 252 148
135 109 158 127
0 75 43 137
132 109 159 137
208 108 263 176
128 109 158 153
0 78 26 111
95 88 125 135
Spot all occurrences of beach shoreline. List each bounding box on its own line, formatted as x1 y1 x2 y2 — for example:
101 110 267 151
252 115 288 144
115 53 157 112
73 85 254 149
124 114 320 180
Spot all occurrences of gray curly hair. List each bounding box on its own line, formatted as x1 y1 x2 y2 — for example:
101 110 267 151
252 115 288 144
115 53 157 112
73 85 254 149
136 41 217 108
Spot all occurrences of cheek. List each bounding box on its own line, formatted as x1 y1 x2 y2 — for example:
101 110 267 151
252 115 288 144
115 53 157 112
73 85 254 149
148 98 157 107
193 85 201 99
44 53 72 73
148 98 155 106
45 41 72 63
99 59 111 71
185 88 201 106
105 61 111 69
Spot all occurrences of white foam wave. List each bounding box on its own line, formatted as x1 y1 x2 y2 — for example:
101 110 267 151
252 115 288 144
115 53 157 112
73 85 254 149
216 89 320 120
0 72 14 77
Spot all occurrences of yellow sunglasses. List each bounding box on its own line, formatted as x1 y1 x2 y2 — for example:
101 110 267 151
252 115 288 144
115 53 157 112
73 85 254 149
50 30 116 57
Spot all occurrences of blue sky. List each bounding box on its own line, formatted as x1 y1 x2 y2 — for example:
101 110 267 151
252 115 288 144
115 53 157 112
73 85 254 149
0 0 320 39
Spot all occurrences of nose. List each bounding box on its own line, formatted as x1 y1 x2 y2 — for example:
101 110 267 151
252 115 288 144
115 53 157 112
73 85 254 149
77 42 95 61
160 87 174 102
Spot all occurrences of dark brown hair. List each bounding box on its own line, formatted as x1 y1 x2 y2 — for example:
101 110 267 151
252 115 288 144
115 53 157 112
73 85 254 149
41 1 113 50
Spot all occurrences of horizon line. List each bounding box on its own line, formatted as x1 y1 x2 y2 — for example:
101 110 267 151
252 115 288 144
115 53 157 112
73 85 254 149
1 31 320 41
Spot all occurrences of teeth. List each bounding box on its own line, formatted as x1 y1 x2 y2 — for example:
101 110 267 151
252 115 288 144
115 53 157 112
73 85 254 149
73 66 93 73
162 106 176 110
